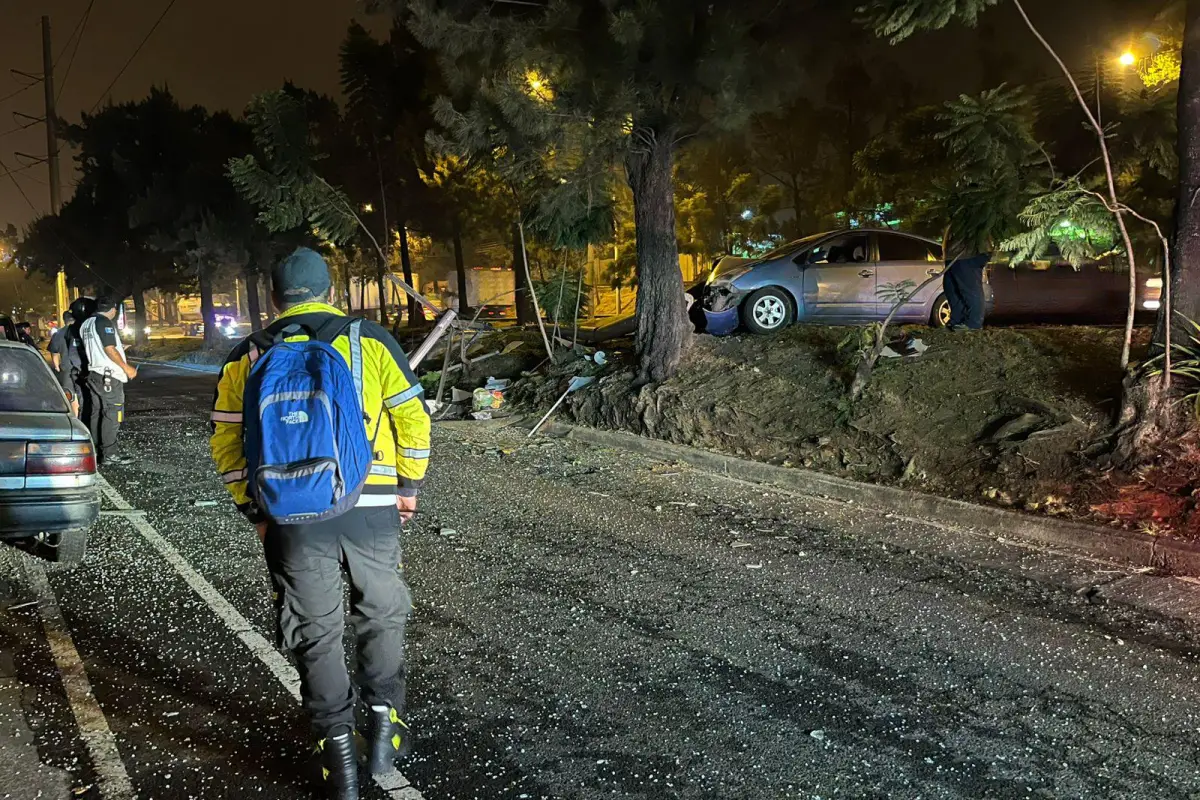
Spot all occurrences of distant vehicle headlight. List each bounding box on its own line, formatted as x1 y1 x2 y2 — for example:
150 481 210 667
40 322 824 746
1143 299 1162 310
143 326 152 335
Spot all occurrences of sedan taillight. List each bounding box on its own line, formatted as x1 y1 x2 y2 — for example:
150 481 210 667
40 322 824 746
26 442 97 475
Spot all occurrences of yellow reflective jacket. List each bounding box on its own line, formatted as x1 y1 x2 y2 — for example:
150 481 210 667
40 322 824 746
210 302 430 521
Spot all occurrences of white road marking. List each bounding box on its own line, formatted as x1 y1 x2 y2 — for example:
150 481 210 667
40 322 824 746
22 559 136 800
96 475 425 798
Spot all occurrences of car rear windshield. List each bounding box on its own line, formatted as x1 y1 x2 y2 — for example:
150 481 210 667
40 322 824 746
0 347 69 413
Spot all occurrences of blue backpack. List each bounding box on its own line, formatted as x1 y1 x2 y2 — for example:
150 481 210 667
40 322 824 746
243 318 375 525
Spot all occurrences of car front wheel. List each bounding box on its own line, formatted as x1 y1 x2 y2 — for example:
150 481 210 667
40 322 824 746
742 287 795 335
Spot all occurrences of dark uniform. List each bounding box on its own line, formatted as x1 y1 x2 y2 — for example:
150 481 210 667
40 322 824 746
82 317 126 463
943 252 992 330
48 324 80 401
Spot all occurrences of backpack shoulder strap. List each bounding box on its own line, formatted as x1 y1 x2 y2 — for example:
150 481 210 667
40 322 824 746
308 315 363 396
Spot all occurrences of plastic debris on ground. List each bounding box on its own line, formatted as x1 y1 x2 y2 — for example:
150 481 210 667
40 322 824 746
473 387 505 412
470 410 493 421
880 335 929 359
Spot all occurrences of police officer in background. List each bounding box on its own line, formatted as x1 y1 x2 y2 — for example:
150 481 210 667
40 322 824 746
67 297 98 421
48 312 80 415
79 298 137 465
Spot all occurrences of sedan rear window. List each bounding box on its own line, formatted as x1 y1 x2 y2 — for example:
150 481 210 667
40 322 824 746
0 347 69 413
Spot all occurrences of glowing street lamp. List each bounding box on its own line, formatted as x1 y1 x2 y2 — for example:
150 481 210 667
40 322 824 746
1119 51 1137 68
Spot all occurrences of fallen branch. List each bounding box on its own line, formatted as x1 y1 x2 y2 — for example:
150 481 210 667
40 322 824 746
849 260 957 401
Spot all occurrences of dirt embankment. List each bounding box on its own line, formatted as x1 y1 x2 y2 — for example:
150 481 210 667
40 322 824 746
509 326 1151 527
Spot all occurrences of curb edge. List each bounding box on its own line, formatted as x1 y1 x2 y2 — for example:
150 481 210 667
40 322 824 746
529 421 1200 576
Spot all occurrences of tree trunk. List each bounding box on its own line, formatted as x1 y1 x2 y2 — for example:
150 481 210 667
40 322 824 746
1113 0 1200 462
1171 0 1200 339
132 288 148 346
453 216 468 314
625 131 689 385
375 255 389 327
399 225 419 325
199 265 220 350
512 221 536 325
343 263 353 313
245 270 263 332
791 182 805 237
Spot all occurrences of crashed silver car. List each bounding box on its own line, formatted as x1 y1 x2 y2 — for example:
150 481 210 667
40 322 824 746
700 229 991 335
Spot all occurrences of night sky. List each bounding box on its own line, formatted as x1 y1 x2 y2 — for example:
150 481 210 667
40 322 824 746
0 0 1163 230
0 0 384 226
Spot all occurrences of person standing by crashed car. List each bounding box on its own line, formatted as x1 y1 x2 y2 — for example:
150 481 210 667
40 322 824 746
79 298 138 464
941 232 992 331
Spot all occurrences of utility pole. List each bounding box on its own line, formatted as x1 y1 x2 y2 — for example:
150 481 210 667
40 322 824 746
40 16 68 319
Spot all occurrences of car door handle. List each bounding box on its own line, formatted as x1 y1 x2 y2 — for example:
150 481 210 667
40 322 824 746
859 270 873 278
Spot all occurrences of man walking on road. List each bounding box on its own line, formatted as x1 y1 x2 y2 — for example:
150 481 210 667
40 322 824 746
210 247 430 799
80 298 137 464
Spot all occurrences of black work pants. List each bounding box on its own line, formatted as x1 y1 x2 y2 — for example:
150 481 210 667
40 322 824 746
943 258 988 330
85 373 125 462
264 505 411 737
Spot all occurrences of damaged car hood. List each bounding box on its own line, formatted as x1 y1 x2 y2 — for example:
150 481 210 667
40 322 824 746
707 256 758 283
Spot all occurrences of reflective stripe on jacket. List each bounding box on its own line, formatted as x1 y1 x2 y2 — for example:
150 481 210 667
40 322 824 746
209 302 430 521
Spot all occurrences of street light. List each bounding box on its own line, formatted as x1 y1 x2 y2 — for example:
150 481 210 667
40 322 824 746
1119 51 1136 67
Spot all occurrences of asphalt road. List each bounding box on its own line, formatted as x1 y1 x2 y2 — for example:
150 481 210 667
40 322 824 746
3 365 1200 800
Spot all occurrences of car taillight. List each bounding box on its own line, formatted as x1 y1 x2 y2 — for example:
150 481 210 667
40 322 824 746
26 442 96 475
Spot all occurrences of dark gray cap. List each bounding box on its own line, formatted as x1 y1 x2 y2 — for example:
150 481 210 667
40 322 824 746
273 247 331 301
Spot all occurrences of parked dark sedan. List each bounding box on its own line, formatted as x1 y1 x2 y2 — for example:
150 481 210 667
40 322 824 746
988 254 1162 324
701 229 993 335
0 340 98 567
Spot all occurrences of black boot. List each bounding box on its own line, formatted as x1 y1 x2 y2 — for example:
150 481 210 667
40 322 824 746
366 706 412 774
317 730 359 799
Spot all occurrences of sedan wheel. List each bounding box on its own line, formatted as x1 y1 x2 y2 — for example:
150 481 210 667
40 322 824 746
931 294 952 328
742 287 795 335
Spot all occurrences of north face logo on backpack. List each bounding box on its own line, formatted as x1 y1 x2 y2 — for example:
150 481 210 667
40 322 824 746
244 317 373 526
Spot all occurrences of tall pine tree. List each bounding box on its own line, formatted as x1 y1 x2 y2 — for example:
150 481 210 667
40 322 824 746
381 0 808 383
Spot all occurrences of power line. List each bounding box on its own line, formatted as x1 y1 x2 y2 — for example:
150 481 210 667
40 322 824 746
58 0 99 102
0 12 85 110
0 122 38 140
90 0 179 112
0 161 38 182
0 151 115 290
0 83 35 107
